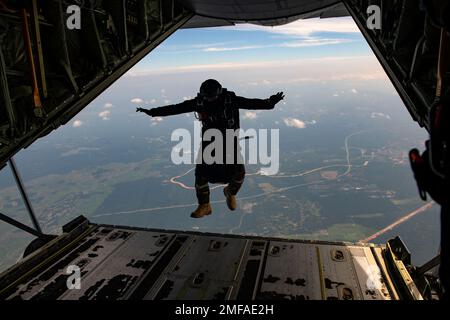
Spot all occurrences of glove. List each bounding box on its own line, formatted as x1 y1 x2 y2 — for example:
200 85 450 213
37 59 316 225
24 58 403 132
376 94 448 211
270 92 285 105
136 107 154 116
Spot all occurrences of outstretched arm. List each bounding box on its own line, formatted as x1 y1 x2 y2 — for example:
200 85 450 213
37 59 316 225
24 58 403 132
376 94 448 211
234 92 284 110
136 99 197 117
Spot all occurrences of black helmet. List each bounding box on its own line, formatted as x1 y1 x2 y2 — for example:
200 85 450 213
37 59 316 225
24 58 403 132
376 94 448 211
199 79 222 99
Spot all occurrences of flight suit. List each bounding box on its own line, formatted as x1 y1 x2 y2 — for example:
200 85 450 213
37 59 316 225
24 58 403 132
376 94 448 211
150 90 276 204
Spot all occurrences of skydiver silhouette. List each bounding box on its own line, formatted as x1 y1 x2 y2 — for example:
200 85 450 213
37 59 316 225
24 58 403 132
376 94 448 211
137 79 284 218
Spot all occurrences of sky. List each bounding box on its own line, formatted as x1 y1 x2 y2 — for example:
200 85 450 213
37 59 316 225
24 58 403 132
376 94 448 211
110 16 387 122
131 17 371 74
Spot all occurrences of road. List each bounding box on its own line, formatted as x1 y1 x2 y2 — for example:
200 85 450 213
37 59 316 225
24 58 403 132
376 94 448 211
360 202 434 243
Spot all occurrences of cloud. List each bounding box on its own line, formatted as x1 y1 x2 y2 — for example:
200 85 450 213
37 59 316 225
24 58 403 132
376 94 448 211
283 117 306 129
73 120 83 128
351 88 358 94
127 61 272 76
98 110 111 120
242 202 256 214
281 37 352 48
103 103 113 108
248 79 272 86
204 45 264 52
61 147 100 157
226 17 359 37
151 117 164 126
330 72 385 81
202 37 350 53
371 112 391 120
159 41 239 53
130 98 144 104
127 56 376 77
243 111 258 120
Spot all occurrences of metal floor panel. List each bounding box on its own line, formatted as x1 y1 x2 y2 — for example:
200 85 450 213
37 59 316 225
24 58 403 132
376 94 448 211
318 244 363 300
61 229 175 300
348 246 392 300
258 241 322 300
1 221 403 300
144 236 248 300
7 226 107 300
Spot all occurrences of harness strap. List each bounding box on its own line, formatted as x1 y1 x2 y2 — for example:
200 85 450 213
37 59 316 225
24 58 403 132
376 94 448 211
196 91 236 129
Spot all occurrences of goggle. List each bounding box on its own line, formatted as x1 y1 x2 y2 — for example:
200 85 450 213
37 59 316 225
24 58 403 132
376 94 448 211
200 94 219 102
199 87 221 101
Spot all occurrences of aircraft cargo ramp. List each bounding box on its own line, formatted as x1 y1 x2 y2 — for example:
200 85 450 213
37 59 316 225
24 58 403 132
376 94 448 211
0 216 424 300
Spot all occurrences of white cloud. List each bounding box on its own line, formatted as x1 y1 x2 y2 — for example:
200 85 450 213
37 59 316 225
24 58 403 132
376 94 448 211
150 117 164 126
273 77 320 84
130 98 144 104
351 88 358 94
99 110 111 120
202 37 351 53
103 103 113 108
160 41 239 53
127 56 376 77
283 117 306 129
161 19 356 54
128 62 270 76
242 202 256 213
61 147 100 157
227 17 359 37
330 72 385 81
247 79 272 86
281 37 351 48
73 120 83 128
371 112 391 120
243 111 258 120
191 42 236 49
204 45 264 52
